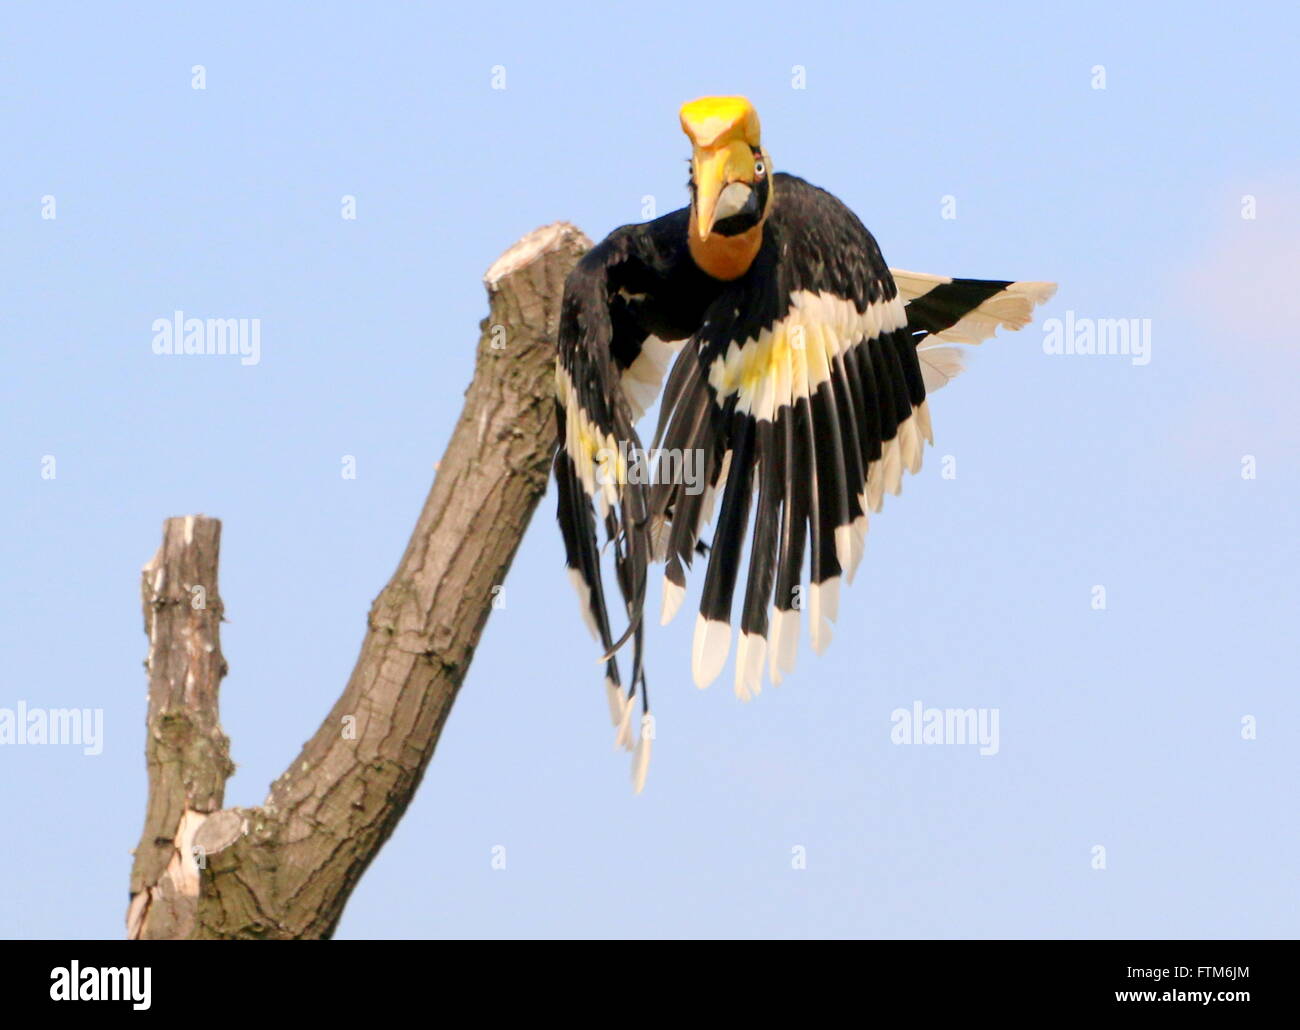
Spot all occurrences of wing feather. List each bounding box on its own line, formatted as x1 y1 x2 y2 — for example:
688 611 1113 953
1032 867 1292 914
652 175 930 692
557 174 1057 770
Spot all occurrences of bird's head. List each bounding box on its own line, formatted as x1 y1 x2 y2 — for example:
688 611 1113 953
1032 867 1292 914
680 96 772 243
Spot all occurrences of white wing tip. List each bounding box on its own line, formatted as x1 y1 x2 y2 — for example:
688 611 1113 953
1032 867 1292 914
632 721 652 793
661 577 686 626
734 632 767 701
1010 279 1058 306
692 615 731 689
566 568 600 642
808 579 839 655
614 692 635 751
768 607 799 686
605 677 624 727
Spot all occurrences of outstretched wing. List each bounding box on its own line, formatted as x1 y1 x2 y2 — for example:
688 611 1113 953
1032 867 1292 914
652 174 930 699
553 210 696 778
892 269 1058 391
557 176 1057 774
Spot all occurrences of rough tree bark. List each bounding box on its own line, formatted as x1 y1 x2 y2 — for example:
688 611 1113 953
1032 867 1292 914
127 223 591 939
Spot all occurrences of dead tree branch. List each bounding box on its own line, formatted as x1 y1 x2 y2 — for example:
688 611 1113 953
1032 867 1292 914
128 222 590 939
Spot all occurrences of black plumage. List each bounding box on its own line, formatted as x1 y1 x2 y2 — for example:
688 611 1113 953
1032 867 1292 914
553 98 1055 789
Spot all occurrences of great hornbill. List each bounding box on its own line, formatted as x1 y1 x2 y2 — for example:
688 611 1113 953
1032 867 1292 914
553 96 1055 790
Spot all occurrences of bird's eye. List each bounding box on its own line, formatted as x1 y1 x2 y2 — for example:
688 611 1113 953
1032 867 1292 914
753 161 766 176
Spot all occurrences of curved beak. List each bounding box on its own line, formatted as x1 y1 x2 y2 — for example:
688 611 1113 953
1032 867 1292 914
692 141 753 241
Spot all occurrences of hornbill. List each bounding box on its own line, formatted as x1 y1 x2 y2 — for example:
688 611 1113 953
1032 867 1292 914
553 96 1055 790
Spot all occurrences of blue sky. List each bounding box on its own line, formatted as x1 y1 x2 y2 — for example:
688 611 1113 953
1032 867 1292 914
2 1 1296 939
